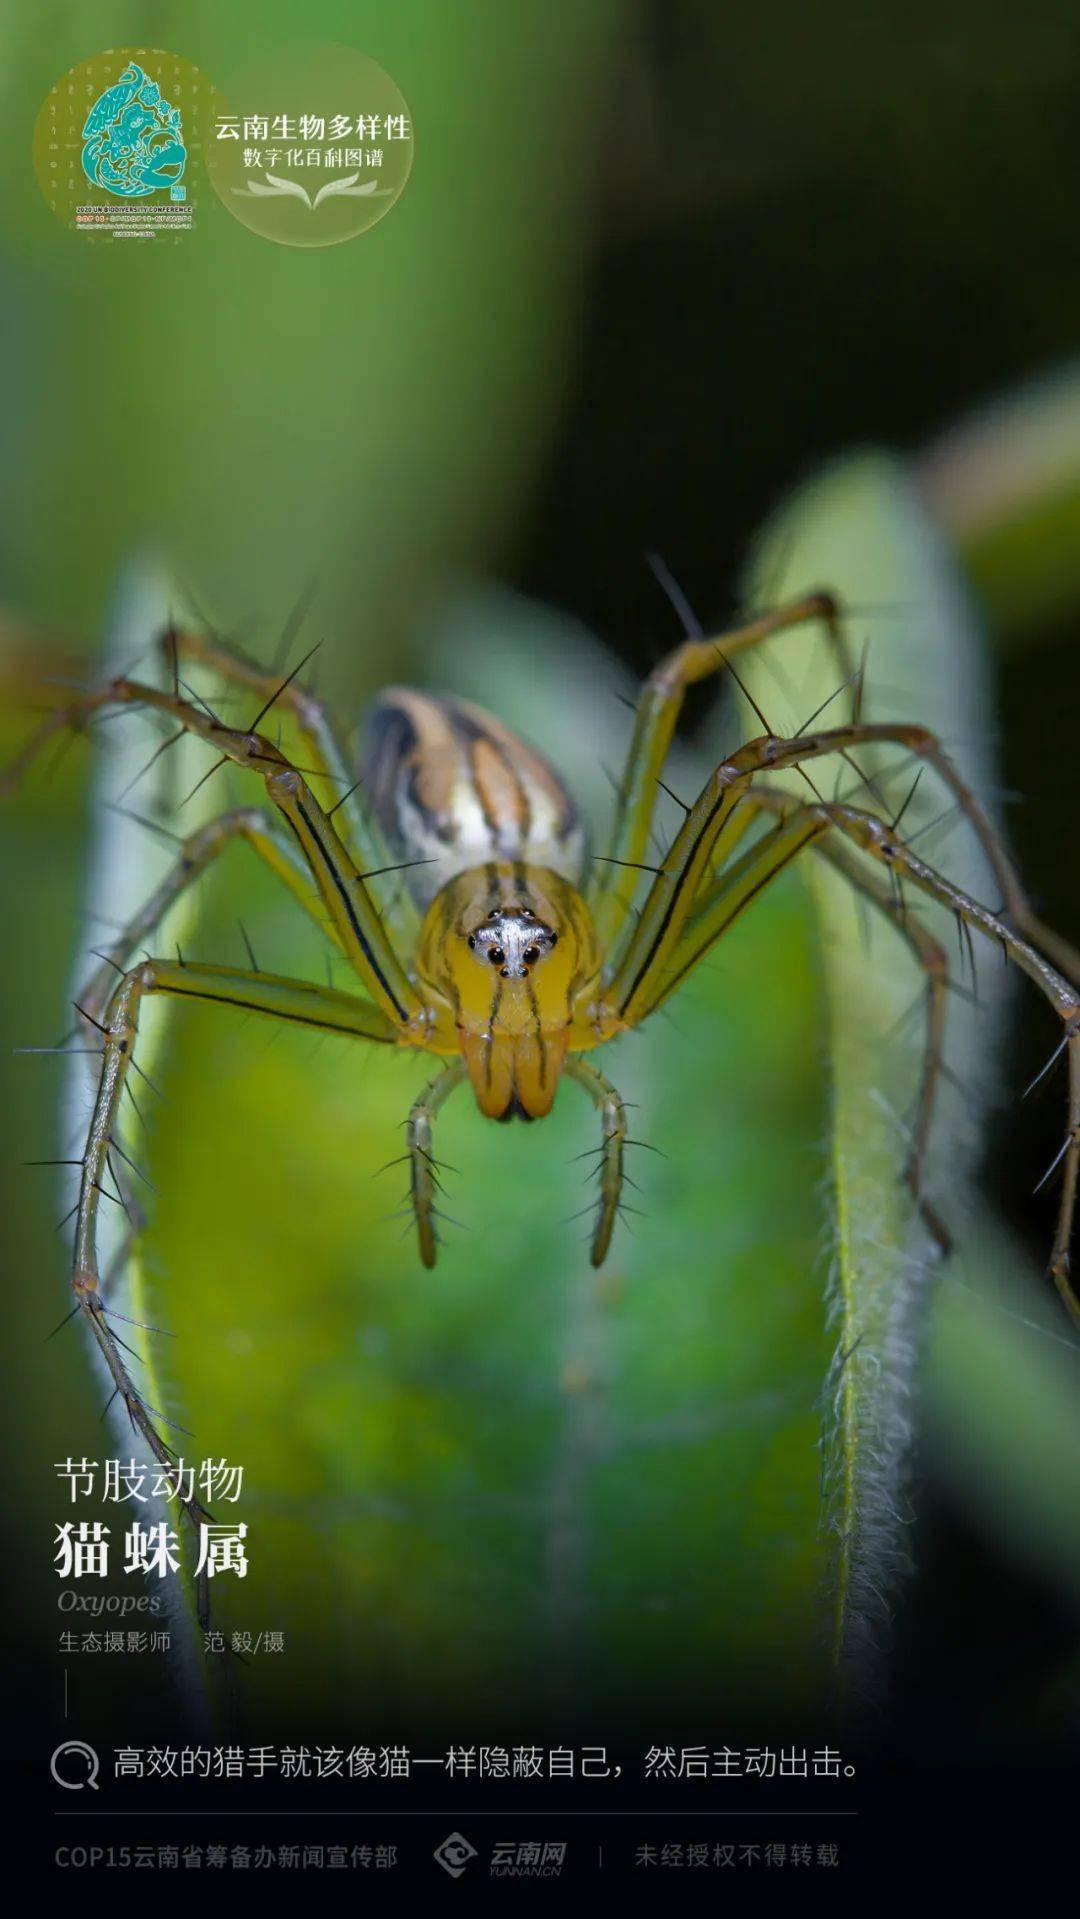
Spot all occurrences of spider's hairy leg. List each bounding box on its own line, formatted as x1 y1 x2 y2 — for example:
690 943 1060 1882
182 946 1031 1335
734 717 1080 984
779 822 953 1253
801 798 1080 1323
590 590 850 946
661 787 955 1252
3 673 422 1028
164 628 420 948
404 1061 467 1268
564 1055 628 1267
71 958 400 1495
602 759 757 1026
610 773 1080 1324
604 718 1080 1029
621 807 831 1020
77 805 346 1028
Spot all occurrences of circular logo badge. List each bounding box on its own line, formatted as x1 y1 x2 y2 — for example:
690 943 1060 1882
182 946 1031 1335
33 48 216 239
205 43 413 248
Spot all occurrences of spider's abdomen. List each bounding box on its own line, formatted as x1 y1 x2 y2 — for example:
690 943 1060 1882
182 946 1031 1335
361 688 586 906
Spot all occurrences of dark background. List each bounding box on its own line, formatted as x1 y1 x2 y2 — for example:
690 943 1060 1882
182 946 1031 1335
509 0 1080 1756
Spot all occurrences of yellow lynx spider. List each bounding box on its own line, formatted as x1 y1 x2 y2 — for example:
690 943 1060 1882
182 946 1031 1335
8 594 1080 1524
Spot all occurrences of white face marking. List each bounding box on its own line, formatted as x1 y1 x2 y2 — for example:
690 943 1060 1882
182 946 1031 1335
467 908 557 981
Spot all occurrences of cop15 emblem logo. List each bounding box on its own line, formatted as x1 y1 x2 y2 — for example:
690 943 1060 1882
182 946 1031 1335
80 61 187 199
33 49 213 237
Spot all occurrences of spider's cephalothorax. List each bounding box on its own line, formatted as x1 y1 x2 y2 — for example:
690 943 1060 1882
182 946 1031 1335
416 866 601 1120
11 589 1080 1508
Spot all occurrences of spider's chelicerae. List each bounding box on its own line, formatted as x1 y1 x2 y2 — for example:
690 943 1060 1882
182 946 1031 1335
10 594 1080 1514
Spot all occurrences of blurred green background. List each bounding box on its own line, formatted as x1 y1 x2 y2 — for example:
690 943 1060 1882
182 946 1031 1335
3 1 1080 1755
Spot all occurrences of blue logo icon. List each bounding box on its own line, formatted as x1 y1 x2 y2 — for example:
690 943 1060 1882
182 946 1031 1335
81 62 186 199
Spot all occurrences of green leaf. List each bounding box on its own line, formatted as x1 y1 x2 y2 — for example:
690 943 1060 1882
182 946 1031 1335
741 452 1012 1707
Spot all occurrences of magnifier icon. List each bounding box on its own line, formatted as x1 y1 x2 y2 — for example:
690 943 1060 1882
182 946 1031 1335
50 1741 100 1790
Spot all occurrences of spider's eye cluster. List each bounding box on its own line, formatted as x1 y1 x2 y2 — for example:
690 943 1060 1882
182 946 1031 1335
466 907 558 980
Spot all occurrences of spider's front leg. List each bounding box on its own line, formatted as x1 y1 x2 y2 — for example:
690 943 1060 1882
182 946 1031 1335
73 957 401 1510
668 789 956 1254
76 804 346 1030
594 602 1080 989
591 589 850 948
5 671 422 1027
606 718 1080 1025
600 736 1080 1324
7 664 441 1515
161 627 421 950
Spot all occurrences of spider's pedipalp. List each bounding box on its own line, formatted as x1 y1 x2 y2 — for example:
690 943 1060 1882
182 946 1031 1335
564 1054 629 1267
404 1060 468 1267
